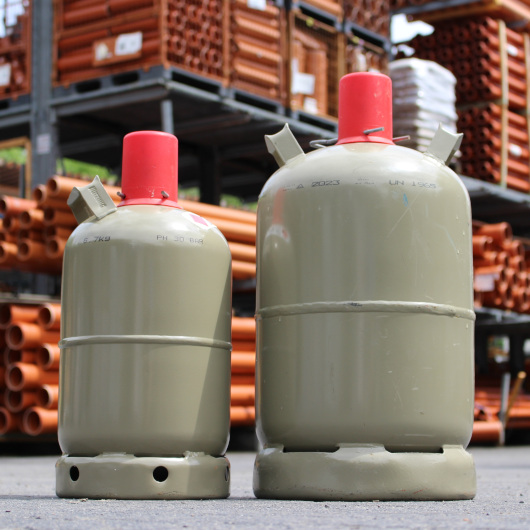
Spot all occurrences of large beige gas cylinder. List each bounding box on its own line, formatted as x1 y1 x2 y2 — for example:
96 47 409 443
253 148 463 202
254 72 476 500
56 131 232 499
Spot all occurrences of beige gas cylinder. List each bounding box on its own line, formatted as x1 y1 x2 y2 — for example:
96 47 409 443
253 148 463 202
56 131 232 499
254 72 477 500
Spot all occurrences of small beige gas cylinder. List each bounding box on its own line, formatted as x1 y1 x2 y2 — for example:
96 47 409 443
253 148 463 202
56 131 232 499
254 72 477 500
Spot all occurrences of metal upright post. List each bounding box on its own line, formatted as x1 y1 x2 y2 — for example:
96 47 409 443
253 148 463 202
30 0 59 187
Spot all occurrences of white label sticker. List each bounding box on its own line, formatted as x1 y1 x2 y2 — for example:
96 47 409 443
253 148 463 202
474 274 496 292
303 96 318 114
247 0 266 9
291 70 315 96
94 42 111 62
507 43 519 57
115 32 143 56
0 63 11 86
36 133 51 155
509 143 523 157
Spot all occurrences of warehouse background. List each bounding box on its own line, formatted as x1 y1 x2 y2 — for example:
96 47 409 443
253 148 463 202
0 0 529 448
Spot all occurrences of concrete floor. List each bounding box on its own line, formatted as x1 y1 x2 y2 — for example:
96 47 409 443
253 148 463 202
0 443 528 529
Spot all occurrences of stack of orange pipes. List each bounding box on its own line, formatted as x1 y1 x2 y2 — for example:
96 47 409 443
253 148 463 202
0 302 60 437
344 0 390 37
231 316 256 428
408 17 528 108
459 103 530 191
473 221 530 312
229 0 287 105
472 371 530 443
0 175 257 281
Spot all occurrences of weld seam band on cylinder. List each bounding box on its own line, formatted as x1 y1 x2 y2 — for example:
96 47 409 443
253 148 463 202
59 335 232 350
256 301 476 321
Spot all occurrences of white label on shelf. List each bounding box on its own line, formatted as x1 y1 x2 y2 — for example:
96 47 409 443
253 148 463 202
0 63 11 86
247 0 266 10
303 97 318 114
115 32 143 57
94 42 111 62
507 43 519 57
509 143 523 157
292 70 315 96
36 133 51 155
474 274 496 292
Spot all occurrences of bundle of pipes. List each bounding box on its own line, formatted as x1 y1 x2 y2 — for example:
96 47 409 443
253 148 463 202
472 371 529 443
165 0 226 82
0 2 31 101
344 0 390 38
290 13 340 117
459 103 530 191
230 316 256 428
407 17 528 109
229 0 287 104
0 177 91 274
54 0 161 86
390 57 459 153
473 221 530 313
0 175 257 280
0 302 60 437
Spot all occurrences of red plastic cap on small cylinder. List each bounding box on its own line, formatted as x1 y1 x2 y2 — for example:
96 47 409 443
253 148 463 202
336 72 394 146
119 130 180 208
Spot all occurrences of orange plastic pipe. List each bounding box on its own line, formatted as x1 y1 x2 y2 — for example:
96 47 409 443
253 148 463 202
232 317 256 340
4 389 37 413
232 260 256 280
0 228 17 243
19 229 45 242
231 374 255 386
43 225 73 240
45 236 67 259
36 384 59 409
22 407 58 436
475 223 513 245
230 405 255 426
0 241 20 268
232 340 256 353
37 304 61 331
45 176 89 200
230 385 255 406
231 352 255 373
19 209 45 230
228 241 256 262
0 406 19 435
471 420 503 444
0 303 40 329
36 343 61 370
6 363 59 391
204 217 256 244
43 207 77 228
4 349 37 365
0 196 37 218
6 322 60 350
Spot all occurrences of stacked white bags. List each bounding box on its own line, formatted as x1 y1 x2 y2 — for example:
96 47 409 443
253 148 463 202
389 58 458 154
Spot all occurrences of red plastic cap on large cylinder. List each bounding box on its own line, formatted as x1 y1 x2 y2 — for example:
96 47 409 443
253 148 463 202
119 130 180 208
337 72 394 146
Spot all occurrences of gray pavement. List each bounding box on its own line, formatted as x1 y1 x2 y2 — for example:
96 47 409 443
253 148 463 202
0 445 528 529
